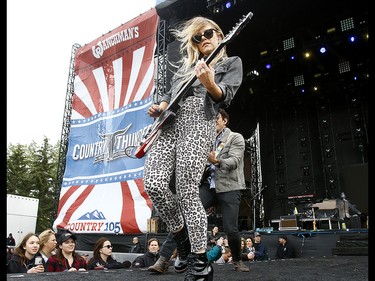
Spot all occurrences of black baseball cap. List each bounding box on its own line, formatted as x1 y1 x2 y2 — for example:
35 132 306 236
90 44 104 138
57 231 77 245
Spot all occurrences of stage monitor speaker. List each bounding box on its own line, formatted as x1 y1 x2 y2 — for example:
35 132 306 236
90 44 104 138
279 215 300 230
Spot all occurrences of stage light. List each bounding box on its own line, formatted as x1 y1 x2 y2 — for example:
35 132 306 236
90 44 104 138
303 51 311 59
303 166 310 176
265 63 272 69
329 178 336 189
207 0 235 14
246 69 260 80
340 17 354 32
213 5 223 13
283 37 295 50
294 75 304 86
338 61 350 73
277 155 283 165
319 46 327 53
224 0 236 9
325 148 332 158
349 35 356 43
290 55 295 60
322 119 328 128
327 27 336 34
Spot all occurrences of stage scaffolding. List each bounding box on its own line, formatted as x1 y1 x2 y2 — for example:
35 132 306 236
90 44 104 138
246 122 264 229
53 43 80 223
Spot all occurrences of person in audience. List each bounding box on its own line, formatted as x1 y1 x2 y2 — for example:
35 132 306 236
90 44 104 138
214 245 232 264
7 233 45 273
242 237 255 261
46 230 87 272
130 237 142 253
132 238 161 268
7 233 16 246
7 246 14 266
240 237 247 260
87 237 124 270
38 229 57 265
206 236 225 262
275 235 295 259
207 226 221 249
253 232 268 261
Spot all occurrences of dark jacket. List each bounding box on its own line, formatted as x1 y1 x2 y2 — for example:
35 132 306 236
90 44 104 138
131 251 160 268
276 242 295 259
7 252 43 273
130 243 142 253
7 236 16 246
254 242 268 261
161 56 243 121
88 256 124 270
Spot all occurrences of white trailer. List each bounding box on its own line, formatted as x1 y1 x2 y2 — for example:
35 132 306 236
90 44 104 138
7 194 39 245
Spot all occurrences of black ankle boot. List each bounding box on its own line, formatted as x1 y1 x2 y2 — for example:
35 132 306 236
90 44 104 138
187 252 213 281
172 227 191 260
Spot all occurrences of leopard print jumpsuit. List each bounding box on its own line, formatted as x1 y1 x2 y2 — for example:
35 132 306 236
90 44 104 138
143 96 216 252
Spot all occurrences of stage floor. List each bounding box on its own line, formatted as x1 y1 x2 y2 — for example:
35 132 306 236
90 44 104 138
7 255 368 281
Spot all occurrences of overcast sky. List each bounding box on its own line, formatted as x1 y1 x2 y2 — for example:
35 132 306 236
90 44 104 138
7 0 156 146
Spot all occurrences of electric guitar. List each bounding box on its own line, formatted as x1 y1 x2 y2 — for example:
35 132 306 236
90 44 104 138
135 11 254 159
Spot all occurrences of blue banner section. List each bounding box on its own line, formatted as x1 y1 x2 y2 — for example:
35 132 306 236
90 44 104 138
62 97 153 187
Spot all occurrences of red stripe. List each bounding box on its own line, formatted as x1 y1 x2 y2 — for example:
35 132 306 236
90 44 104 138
56 185 95 230
120 181 142 233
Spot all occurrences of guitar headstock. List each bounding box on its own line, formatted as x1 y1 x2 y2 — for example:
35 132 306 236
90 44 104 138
222 11 253 44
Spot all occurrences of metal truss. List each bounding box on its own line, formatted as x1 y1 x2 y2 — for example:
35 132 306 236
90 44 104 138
246 122 264 229
53 43 81 222
154 19 168 103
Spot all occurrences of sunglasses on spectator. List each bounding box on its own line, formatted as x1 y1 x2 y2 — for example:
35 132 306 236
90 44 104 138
102 245 113 249
192 29 217 44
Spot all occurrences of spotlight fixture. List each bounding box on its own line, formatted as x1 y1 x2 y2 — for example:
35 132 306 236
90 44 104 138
340 17 354 32
206 0 236 14
338 61 350 73
294 75 304 86
283 37 295 50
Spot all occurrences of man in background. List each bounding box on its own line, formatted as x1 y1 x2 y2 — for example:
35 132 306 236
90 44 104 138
7 233 16 246
130 237 142 253
336 192 361 229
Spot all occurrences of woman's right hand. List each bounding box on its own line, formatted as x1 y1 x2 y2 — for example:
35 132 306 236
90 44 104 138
148 104 161 117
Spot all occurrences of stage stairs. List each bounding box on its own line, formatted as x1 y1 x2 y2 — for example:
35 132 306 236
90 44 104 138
332 233 368 256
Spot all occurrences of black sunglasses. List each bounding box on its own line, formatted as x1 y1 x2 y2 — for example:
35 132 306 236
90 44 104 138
102 245 113 249
192 29 216 44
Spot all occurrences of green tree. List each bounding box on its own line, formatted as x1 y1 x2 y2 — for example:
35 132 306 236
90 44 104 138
7 137 61 232
7 143 32 194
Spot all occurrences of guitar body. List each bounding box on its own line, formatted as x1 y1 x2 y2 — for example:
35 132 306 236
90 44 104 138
134 11 253 158
134 110 176 158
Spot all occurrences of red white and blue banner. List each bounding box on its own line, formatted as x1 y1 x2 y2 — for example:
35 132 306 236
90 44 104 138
53 8 159 234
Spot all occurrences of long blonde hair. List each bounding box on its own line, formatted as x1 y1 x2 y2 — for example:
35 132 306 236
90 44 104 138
169 16 227 89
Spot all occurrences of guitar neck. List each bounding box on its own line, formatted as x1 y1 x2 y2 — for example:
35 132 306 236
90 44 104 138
162 12 253 113
164 39 227 112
